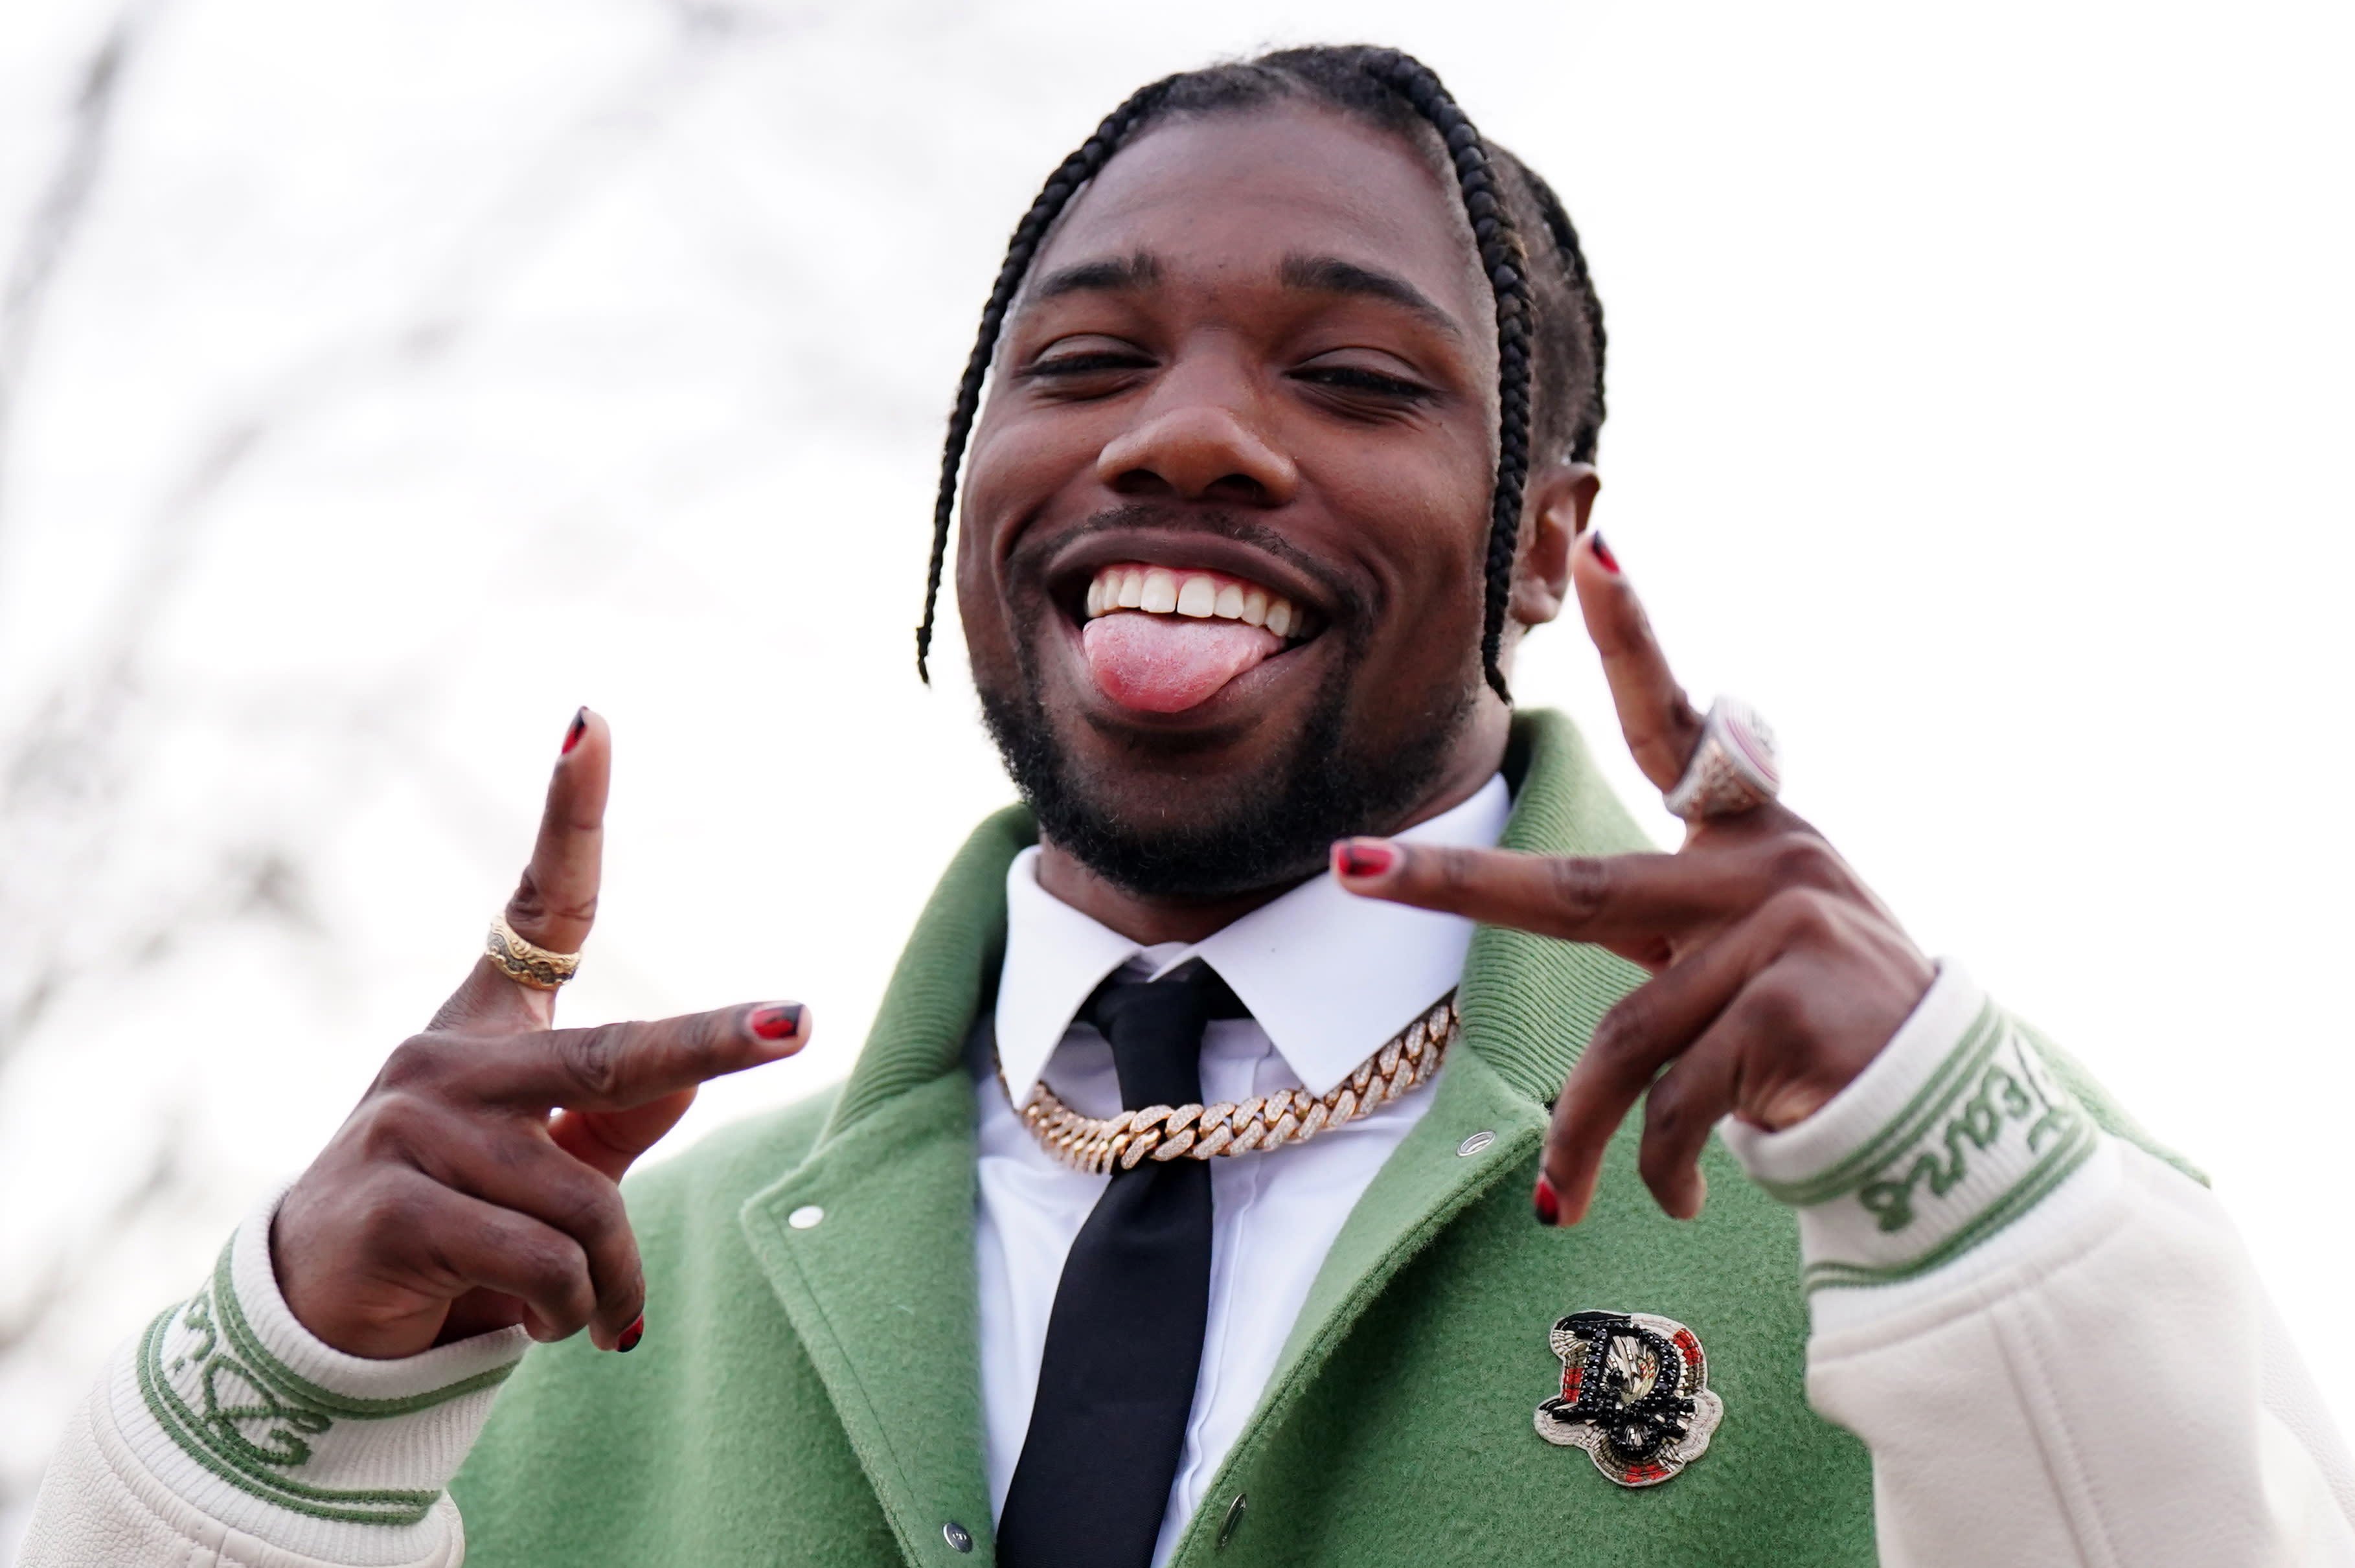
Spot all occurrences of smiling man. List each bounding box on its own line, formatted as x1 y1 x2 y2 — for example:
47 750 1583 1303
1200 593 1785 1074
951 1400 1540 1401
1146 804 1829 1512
23 44 2355 1568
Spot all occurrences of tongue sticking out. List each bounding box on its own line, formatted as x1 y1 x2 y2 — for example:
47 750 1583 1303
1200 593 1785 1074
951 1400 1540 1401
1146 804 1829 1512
1083 611 1286 713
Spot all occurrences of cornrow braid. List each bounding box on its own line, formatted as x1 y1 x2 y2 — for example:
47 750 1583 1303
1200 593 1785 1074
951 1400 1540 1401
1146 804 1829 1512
916 47 1569 704
913 74 1181 684
1515 164 1608 465
1354 49 1533 701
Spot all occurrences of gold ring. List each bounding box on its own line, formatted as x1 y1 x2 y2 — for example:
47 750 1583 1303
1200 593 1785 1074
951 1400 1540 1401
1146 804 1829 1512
485 912 582 990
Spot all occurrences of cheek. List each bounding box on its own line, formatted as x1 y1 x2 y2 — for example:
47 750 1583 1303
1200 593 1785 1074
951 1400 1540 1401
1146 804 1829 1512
952 415 1054 650
1315 430 1495 624
961 405 1103 559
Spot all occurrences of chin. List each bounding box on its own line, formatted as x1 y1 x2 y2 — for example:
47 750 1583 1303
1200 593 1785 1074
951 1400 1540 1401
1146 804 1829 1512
975 646 1479 902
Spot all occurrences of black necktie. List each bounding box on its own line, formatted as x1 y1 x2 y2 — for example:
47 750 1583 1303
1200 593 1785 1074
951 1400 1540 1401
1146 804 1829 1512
996 964 1244 1568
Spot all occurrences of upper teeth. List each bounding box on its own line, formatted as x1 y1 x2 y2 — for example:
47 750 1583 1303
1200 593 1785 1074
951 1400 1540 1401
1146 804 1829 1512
1084 564 1301 639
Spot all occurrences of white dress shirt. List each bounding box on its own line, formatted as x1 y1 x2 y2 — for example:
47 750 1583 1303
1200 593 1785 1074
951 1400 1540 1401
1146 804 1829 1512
973 774 1512 1567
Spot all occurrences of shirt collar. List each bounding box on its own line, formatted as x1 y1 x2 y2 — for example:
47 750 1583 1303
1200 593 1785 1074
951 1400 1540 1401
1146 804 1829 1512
992 773 1512 1104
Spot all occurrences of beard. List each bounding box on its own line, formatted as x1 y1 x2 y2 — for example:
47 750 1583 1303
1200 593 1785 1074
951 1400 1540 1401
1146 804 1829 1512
977 624 1480 901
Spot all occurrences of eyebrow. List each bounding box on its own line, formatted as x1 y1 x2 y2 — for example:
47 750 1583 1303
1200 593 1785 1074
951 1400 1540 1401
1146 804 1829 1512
1024 249 1462 340
1279 253 1463 339
1029 251 1164 301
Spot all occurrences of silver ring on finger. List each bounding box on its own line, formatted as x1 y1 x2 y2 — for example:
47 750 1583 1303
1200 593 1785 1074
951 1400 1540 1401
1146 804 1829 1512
1663 696 1780 822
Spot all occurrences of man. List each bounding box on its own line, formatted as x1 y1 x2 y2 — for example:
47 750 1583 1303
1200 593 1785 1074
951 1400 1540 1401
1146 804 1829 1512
23 43 2355 1568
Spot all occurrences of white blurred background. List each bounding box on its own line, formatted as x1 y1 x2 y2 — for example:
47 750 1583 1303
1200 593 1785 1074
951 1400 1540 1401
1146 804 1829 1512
1 0 2348 1551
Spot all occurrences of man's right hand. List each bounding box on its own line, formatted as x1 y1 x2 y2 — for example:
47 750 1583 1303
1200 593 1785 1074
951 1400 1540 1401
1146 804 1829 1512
271 709 809 1359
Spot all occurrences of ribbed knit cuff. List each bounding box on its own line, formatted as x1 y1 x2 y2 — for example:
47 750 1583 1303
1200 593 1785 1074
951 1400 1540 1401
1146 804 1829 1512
1719 963 2100 1294
105 1183 531 1565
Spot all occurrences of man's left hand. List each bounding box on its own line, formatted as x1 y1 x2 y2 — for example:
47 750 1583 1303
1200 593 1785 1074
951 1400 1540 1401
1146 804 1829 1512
1334 531 1934 1226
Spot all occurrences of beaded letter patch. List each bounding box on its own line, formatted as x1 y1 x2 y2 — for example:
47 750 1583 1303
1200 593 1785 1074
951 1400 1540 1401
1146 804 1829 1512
1534 1310 1723 1487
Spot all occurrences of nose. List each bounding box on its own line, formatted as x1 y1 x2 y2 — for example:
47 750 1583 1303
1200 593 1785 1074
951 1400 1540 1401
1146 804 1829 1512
1096 404 1299 507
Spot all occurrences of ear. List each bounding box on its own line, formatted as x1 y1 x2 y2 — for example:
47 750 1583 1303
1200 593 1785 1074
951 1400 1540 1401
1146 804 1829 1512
1509 461 1600 630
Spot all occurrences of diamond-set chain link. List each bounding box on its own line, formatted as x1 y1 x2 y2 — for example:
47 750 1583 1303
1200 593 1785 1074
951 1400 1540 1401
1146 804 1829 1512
1007 993 1459 1175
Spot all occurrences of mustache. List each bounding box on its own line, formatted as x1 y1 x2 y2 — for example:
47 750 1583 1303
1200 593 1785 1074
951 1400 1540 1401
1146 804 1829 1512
1003 502 1368 624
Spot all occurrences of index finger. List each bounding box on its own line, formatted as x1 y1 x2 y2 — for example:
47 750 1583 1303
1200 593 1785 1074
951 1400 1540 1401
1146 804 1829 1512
469 1001 812 1112
1331 840 1769 945
1575 534 1703 791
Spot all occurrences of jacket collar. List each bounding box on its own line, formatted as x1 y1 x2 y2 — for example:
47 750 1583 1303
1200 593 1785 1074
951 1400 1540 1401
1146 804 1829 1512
738 709 1652 1566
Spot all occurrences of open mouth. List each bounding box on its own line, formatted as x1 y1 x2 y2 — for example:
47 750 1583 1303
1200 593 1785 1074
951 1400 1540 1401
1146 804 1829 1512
1077 562 1318 714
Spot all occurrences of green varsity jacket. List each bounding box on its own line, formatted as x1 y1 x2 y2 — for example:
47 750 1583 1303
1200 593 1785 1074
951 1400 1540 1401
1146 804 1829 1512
447 709 2165 1567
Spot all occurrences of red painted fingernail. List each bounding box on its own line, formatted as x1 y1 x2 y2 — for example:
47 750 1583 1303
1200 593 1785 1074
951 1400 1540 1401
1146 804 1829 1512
1534 1175 1560 1227
562 708 587 755
1333 841 1396 879
749 1003 804 1042
616 1313 643 1352
1589 533 1620 574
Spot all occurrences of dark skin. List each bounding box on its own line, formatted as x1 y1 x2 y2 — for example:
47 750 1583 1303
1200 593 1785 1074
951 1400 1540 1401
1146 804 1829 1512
273 102 1929 1359
1334 551 1936 1224
955 106 1522 944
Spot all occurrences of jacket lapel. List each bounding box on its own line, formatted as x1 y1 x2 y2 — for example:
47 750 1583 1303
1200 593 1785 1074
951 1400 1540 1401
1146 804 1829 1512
738 806 1035 1567
1166 709 1654 1562
734 712 1644 1567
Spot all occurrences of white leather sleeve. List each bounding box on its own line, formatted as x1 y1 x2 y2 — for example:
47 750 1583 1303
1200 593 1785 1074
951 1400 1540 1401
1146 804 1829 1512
17 1186 529 1568
1722 964 2355 1567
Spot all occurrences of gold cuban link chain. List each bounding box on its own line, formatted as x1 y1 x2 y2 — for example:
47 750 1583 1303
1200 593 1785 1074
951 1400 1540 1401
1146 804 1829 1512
1008 992 1458 1175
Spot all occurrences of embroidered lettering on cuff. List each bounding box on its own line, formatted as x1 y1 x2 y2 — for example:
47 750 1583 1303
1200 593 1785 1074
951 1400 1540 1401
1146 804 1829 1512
103 1185 531 1563
138 1242 514 1526
1758 1003 2099 1292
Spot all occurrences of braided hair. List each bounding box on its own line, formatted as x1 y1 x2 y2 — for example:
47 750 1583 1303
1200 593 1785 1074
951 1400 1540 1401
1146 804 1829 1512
915 45 1607 703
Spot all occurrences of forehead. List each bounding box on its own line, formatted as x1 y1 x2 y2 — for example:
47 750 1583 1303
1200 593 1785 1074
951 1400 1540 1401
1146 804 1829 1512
1024 102 1487 317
